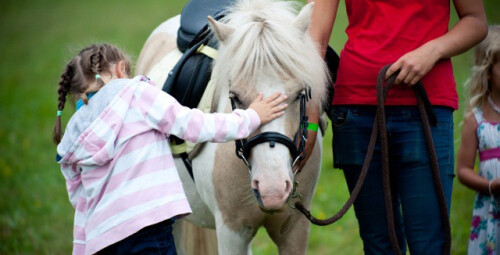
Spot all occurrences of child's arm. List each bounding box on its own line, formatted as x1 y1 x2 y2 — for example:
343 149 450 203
138 84 287 144
60 163 83 208
457 113 500 196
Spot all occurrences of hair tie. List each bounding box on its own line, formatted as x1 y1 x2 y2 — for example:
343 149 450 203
57 110 62 117
95 74 101 80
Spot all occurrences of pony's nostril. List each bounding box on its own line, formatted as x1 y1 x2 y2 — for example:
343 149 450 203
252 180 259 190
285 180 292 194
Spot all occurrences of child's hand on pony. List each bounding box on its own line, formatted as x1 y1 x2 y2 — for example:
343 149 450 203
249 92 288 125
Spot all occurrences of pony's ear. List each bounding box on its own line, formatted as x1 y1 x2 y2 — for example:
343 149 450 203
208 16 235 43
294 2 314 33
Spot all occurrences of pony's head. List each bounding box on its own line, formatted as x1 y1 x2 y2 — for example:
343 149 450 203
209 0 329 212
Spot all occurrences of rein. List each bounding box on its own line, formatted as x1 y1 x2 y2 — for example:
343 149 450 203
294 64 451 255
231 86 311 174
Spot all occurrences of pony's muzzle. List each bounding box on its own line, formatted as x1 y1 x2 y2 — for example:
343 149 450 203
251 179 292 212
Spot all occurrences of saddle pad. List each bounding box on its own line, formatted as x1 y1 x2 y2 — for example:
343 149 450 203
147 49 183 88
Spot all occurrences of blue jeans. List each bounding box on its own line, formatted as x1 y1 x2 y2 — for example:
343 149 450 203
98 219 177 255
330 105 455 255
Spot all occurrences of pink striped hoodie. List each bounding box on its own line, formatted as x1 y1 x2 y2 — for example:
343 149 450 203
56 75 260 254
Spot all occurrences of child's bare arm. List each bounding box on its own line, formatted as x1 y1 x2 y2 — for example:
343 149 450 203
456 112 499 195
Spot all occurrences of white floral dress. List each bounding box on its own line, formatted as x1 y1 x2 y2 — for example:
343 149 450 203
469 107 500 255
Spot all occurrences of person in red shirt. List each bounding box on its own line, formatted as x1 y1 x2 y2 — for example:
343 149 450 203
304 0 487 253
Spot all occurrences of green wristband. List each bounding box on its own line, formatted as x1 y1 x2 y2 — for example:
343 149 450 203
307 122 319 132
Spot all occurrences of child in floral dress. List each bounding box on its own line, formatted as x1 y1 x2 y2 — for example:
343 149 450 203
457 25 500 254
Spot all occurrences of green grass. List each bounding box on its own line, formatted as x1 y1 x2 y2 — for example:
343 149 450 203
0 0 499 254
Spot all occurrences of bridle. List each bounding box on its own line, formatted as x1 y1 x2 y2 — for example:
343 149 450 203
230 86 312 175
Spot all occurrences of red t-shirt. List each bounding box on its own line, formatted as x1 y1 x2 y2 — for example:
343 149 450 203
333 0 458 109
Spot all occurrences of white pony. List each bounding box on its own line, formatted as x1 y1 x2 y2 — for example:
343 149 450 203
136 0 329 254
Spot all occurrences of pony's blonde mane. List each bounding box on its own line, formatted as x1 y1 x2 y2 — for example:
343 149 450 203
465 25 500 113
212 0 329 106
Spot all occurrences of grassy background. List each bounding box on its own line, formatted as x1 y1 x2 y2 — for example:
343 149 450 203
0 0 498 254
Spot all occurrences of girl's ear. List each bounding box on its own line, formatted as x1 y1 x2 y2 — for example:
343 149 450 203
116 61 129 78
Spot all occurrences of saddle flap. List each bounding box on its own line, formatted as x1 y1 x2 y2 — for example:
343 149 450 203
162 39 213 109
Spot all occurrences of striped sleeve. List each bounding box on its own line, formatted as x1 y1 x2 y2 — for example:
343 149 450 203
136 83 261 143
60 162 83 208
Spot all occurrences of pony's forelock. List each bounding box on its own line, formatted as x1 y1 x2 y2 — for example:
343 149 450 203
212 0 329 107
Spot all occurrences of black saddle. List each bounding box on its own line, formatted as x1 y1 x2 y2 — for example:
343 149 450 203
163 0 235 111
164 0 237 178
177 0 235 52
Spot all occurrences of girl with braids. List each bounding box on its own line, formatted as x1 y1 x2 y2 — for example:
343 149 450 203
53 43 288 255
457 25 500 254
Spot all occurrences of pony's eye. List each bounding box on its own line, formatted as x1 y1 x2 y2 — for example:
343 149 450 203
295 91 306 101
229 92 243 105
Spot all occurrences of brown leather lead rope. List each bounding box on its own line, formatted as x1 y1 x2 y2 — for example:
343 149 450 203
294 64 451 255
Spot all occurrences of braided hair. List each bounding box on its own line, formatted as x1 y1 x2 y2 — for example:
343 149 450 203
53 43 131 144
53 59 75 144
